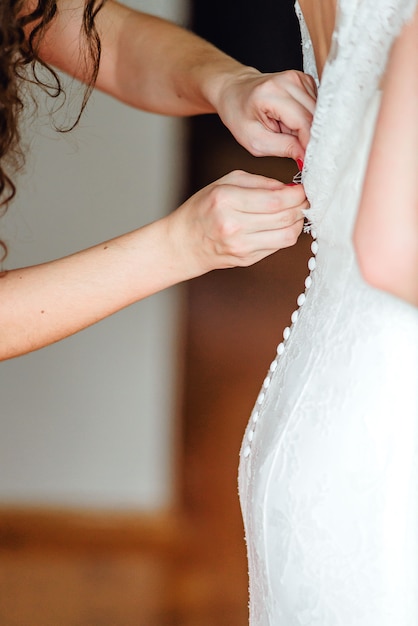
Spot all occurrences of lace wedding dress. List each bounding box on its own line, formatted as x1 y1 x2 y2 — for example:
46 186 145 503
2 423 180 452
238 1 418 624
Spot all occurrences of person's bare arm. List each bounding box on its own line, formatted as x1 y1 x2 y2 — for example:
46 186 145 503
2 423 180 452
33 0 316 160
0 173 306 360
354 6 418 307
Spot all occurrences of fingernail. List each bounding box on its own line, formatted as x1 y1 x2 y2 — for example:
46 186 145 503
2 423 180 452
296 159 304 171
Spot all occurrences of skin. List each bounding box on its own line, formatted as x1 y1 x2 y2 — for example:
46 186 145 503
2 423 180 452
300 0 418 307
36 0 317 158
298 0 336 80
0 1 317 360
354 6 418 306
0 172 306 359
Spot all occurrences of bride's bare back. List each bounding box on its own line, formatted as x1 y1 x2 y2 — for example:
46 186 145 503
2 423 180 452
298 0 337 78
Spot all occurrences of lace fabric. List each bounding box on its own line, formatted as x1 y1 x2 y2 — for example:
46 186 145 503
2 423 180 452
239 2 418 625
296 0 417 243
294 2 318 89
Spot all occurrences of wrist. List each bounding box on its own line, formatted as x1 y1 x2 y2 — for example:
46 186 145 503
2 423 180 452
198 57 259 114
164 201 222 281
160 212 206 282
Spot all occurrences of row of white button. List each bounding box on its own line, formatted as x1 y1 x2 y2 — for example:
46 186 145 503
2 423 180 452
242 232 318 459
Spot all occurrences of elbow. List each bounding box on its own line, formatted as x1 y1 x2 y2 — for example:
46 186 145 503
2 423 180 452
354 229 418 307
355 245 385 292
353 223 383 290
0 335 20 362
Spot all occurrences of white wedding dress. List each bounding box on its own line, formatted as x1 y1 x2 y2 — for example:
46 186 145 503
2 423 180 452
238 1 418 624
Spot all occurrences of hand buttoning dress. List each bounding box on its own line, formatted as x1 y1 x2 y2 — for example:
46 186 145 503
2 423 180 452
239 1 418 624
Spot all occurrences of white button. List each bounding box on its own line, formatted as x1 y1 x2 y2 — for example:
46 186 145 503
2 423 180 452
283 327 291 341
297 293 306 306
257 391 265 404
248 430 254 442
308 257 316 271
252 411 259 423
311 241 319 254
305 276 312 289
270 360 278 372
243 446 251 458
263 376 270 389
291 310 299 324
277 342 285 355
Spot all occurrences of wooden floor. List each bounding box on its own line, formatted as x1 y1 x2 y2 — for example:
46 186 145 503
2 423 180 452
0 125 311 625
0 547 172 626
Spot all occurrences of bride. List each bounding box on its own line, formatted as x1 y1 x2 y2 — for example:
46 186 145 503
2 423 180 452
239 1 418 624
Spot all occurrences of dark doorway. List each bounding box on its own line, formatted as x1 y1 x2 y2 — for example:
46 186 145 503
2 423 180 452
188 0 303 193
179 4 311 624
191 0 302 73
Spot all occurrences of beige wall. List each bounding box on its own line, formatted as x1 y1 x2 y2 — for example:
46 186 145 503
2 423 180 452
0 0 188 510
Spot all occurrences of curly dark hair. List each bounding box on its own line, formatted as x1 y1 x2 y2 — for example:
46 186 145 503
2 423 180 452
0 0 105 262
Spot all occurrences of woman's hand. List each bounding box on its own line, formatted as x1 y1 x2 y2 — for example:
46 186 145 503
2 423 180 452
166 170 308 277
209 68 317 163
35 1 316 163
0 170 307 359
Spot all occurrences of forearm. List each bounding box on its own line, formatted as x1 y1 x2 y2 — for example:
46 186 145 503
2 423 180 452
0 219 191 360
0 171 308 360
36 0 248 116
354 6 418 306
31 0 316 158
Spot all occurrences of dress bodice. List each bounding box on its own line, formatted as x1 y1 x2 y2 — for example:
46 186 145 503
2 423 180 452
239 4 418 625
295 0 417 245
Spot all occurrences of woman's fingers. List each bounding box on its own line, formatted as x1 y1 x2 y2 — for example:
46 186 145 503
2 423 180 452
251 75 317 156
216 169 287 190
170 171 309 275
214 176 308 217
201 178 307 264
233 218 305 266
217 68 317 161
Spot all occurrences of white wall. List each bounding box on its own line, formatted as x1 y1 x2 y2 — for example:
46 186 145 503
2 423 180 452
0 0 188 510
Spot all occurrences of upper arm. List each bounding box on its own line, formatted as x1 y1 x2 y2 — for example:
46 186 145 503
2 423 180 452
32 0 130 84
354 5 418 306
31 0 211 115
